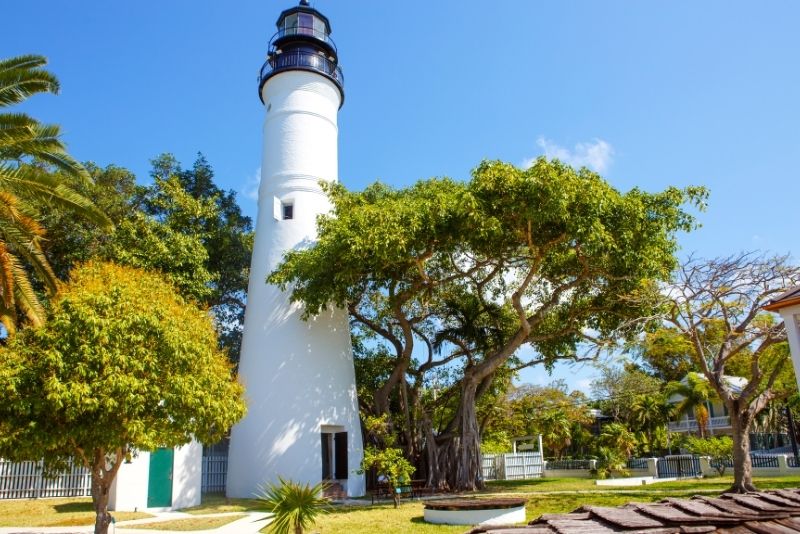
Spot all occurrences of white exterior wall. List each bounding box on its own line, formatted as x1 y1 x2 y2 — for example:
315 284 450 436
227 70 364 498
172 441 202 510
108 442 201 512
778 304 800 392
109 451 150 512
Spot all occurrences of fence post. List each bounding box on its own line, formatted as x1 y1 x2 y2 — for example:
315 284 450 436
778 455 790 475
698 456 714 477
541 460 548 478
589 460 597 472
646 458 659 477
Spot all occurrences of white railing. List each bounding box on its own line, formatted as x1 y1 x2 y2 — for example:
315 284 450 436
668 416 731 432
0 460 91 499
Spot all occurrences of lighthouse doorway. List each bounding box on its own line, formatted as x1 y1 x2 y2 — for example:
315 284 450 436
320 427 348 482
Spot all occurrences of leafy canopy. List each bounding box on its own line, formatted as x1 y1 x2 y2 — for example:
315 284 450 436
0 261 246 467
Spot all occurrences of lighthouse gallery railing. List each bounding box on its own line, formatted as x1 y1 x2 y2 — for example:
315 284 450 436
259 50 344 88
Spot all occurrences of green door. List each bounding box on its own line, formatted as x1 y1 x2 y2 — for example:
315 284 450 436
147 448 174 508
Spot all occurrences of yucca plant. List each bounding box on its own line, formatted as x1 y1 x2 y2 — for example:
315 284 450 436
0 54 111 333
258 477 329 534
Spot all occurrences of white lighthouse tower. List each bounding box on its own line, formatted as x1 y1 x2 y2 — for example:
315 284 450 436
227 1 364 498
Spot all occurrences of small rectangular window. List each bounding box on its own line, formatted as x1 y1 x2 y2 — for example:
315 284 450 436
283 204 294 220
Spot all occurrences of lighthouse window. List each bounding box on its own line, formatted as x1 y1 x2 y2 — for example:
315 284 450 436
282 203 294 220
298 13 314 35
284 13 298 34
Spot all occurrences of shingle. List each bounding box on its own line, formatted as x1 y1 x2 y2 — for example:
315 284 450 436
727 494 794 514
742 520 800 534
584 506 666 528
477 490 800 534
633 502 740 525
663 497 739 519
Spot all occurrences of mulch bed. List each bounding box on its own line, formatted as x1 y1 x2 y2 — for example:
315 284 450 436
424 498 527 511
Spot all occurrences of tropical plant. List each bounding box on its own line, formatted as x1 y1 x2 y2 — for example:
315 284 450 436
0 54 110 332
0 261 246 534
599 422 638 459
593 446 629 479
258 477 329 534
683 436 733 476
358 415 415 508
666 372 717 438
630 393 672 451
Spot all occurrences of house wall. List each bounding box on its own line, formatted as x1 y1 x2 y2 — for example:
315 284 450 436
109 451 150 512
108 442 202 512
777 304 800 393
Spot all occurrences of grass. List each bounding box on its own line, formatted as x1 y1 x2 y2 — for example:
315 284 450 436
182 494 266 515
4 476 800 531
127 514 247 531
0 497 150 527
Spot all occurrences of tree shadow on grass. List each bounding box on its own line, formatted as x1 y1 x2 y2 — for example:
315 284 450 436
53 502 93 513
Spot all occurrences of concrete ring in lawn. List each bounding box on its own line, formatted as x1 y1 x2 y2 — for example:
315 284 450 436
423 498 527 525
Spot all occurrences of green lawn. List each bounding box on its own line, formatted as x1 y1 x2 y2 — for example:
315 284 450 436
3 476 800 532
0 497 150 527
127 514 247 531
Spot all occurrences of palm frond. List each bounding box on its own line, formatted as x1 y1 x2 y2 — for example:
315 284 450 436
0 120 90 181
0 164 112 229
0 55 59 108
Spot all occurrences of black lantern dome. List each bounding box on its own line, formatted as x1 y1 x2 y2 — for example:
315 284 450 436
258 0 344 104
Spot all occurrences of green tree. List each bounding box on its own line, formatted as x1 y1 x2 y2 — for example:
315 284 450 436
629 393 672 454
358 415 415 508
271 158 704 490
599 422 638 459
145 154 253 356
259 477 329 534
683 436 733 476
0 55 111 332
0 262 246 534
637 327 696 383
650 253 800 492
666 372 717 438
591 364 664 422
42 156 253 354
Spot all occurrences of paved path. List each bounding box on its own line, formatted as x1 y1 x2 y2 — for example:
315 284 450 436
0 511 272 534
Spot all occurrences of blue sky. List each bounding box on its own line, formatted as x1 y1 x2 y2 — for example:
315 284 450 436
7 1 799 394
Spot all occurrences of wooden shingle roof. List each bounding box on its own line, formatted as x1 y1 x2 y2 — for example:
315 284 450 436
468 490 800 534
764 286 800 311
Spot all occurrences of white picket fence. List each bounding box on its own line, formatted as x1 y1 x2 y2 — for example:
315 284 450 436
201 455 227 494
481 453 543 481
0 460 91 499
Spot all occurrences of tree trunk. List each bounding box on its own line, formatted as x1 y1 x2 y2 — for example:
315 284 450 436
392 490 400 508
440 378 483 492
729 412 757 493
91 471 113 534
90 448 124 534
295 522 303 534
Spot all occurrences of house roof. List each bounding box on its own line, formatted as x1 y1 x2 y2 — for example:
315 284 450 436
764 286 800 311
468 489 800 534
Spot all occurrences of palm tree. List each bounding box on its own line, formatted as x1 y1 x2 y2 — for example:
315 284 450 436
630 393 672 450
0 54 110 333
599 422 638 459
259 477 329 534
666 372 717 438
538 410 573 459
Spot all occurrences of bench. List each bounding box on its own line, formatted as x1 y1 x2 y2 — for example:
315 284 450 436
371 479 431 504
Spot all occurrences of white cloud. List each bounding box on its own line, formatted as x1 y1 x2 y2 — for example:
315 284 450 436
524 137 614 174
241 167 261 201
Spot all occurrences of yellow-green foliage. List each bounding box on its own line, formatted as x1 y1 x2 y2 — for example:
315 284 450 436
0 261 246 465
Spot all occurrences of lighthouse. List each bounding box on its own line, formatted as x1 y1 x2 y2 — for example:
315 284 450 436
227 1 364 498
